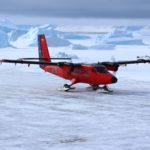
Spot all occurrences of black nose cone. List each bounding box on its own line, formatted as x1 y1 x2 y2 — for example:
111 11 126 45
112 76 118 83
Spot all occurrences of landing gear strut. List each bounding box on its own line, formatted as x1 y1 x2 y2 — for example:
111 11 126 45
61 79 78 92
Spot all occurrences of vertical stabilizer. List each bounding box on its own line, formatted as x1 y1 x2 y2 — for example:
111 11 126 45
38 34 51 68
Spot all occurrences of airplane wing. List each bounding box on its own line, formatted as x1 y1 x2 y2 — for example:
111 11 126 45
1 57 150 72
102 58 150 65
101 58 150 71
0 58 81 67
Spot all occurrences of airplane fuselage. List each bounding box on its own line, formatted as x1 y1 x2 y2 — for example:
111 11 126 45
43 64 117 85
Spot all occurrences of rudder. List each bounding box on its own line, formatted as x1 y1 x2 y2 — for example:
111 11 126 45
38 34 51 68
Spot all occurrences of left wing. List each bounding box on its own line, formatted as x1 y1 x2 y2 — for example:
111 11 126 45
100 58 150 71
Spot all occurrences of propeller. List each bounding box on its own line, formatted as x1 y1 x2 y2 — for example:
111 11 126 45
110 56 117 75
137 55 150 60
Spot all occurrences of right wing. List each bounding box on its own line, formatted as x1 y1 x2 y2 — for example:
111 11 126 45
0 59 81 67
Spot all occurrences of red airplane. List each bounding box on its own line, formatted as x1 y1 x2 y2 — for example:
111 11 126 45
0 34 150 92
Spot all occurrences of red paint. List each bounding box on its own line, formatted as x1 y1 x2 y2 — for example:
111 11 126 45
38 35 117 86
105 65 118 71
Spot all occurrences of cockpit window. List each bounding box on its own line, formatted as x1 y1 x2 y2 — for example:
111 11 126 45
94 66 108 74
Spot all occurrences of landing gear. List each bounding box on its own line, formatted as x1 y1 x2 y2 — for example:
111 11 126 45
63 84 75 91
58 84 75 92
91 85 113 93
100 85 113 93
92 85 99 91
61 79 77 92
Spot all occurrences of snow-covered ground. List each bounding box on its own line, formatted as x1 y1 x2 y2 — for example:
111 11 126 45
0 21 150 150
0 46 150 150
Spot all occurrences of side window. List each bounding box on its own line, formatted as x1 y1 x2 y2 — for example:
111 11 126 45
95 66 108 74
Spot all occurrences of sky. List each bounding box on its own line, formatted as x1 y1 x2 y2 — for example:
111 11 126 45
0 0 150 18
0 0 150 24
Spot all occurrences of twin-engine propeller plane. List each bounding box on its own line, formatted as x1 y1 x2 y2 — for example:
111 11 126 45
0 34 150 92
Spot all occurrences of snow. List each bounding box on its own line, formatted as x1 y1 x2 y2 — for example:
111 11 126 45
0 30 10 48
1 21 150 150
56 25 114 33
0 18 17 29
0 68 150 150
10 27 39 48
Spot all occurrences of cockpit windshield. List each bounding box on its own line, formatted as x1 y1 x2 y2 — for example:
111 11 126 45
94 66 108 74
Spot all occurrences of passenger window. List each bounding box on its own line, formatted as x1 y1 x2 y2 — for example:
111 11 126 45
95 66 108 74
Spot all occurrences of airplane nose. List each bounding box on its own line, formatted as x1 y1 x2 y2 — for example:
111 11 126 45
112 76 118 83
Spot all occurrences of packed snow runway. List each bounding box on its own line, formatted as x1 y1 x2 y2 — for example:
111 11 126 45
0 47 150 150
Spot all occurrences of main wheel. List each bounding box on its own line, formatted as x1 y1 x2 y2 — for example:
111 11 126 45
64 84 70 88
92 85 99 91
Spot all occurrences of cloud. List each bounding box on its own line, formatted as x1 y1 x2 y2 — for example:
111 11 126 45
0 0 150 18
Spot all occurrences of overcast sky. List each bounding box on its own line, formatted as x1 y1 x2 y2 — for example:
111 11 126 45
0 0 150 18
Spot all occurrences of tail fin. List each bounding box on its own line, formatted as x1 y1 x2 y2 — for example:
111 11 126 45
38 34 51 68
